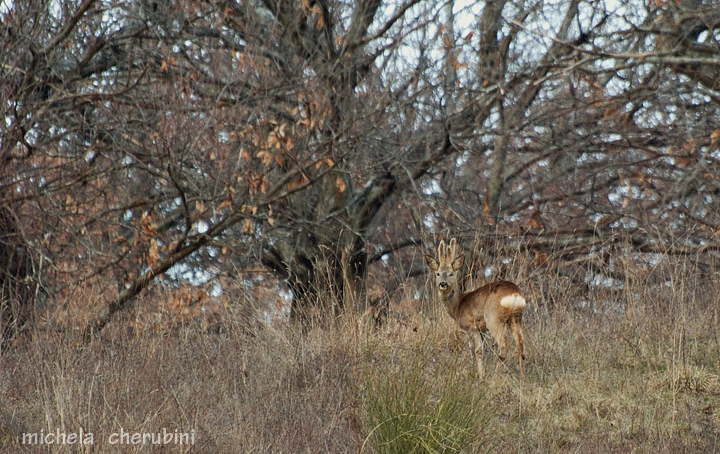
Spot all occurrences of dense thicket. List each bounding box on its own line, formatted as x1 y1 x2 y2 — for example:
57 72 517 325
1 0 719 336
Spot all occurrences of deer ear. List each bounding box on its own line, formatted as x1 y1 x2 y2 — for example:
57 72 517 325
425 255 440 271
451 254 465 271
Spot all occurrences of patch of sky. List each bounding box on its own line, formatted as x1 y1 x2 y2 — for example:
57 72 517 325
505 212 521 223
262 286 293 323
680 90 712 107
612 217 637 229
577 152 607 164
423 213 437 231
599 133 621 143
483 265 495 280
23 127 39 147
194 220 209 234
209 281 223 298
532 125 550 136
453 0 479 31
167 262 214 285
640 109 665 129
611 182 642 201
455 150 470 167
422 178 443 196
100 4 126 33
586 272 624 289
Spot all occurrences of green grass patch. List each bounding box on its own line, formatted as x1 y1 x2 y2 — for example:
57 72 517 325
360 343 494 454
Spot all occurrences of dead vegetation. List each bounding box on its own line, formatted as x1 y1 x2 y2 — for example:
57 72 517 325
2 245 720 453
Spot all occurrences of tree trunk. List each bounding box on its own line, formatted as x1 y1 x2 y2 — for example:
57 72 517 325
483 98 508 223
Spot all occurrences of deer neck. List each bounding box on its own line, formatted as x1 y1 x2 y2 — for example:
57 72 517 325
439 284 462 315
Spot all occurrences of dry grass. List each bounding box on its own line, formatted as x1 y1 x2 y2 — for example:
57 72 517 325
2 249 720 453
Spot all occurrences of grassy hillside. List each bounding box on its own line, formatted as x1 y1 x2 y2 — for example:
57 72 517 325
2 251 720 453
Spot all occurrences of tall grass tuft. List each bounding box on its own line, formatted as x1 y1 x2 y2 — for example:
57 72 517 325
360 340 494 454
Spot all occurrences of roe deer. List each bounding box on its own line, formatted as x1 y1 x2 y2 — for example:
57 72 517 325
425 238 526 379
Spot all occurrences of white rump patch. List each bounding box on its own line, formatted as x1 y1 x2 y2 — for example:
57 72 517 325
499 294 526 310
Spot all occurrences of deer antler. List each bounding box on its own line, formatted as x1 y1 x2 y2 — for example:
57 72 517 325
437 240 446 264
447 238 458 263
436 238 461 265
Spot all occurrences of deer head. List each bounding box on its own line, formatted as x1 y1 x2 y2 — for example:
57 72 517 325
425 238 465 296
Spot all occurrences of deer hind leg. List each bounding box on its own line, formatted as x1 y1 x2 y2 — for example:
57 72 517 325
510 317 525 379
469 331 485 378
486 316 509 375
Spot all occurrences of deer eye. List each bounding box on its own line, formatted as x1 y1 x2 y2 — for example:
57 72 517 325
436 273 440 277
449 273 454 277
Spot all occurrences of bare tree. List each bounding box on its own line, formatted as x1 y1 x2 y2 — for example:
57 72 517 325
2 0 720 338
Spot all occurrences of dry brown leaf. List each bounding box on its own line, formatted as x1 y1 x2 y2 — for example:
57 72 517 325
141 212 157 237
711 129 720 147
335 177 346 193
241 205 257 215
148 239 159 267
242 218 254 234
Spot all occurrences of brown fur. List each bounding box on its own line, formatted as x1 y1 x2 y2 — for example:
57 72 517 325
426 238 526 379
